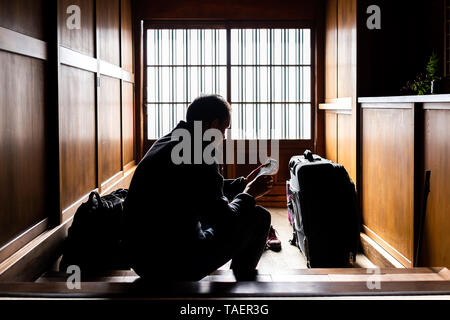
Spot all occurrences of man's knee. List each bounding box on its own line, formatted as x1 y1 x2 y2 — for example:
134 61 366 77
254 205 271 231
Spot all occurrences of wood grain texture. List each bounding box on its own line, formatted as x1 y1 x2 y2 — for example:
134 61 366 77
59 46 97 73
228 140 311 203
0 217 72 282
325 0 337 100
360 233 404 268
337 0 357 189
58 0 95 56
2 277 450 297
337 113 355 182
361 107 415 267
360 95 450 104
0 219 48 264
0 26 48 60
121 0 133 73
97 0 120 66
0 51 48 248
422 109 450 267
122 81 135 166
224 140 312 206
337 0 356 99
98 59 122 79
324 111 337 163
98 75 122 184
135 0 317 20
59 65 97 210
323 0 357 188
0 0 47 40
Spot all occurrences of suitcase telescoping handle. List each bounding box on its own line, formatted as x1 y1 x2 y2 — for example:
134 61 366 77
303 149 315 162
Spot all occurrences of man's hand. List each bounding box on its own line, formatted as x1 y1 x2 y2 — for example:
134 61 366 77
243 175 274 199
244 163 265 184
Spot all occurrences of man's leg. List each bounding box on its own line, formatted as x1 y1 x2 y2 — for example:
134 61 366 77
229 206 271 280
180 205 271 281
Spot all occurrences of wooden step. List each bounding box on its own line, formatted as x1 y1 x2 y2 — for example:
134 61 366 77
1 278 450 298
3 267 450 298
36 270 140 283
34 267 450 284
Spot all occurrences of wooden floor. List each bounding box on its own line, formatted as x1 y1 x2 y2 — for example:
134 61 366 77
219 207 376 273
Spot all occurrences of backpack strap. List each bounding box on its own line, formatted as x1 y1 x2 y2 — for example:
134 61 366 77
89 191 103 208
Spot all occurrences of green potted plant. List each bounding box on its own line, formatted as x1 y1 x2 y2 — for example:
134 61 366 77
401 52 441 95
426 52 440 94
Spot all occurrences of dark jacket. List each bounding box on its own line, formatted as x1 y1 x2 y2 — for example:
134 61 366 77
123 121 256 273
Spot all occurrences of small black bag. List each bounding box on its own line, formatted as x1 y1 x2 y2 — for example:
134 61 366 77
59 189 130 273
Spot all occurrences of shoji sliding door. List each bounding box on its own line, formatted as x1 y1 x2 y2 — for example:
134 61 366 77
143 22 315 206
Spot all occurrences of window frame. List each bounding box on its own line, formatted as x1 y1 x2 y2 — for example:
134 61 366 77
142 20 316 153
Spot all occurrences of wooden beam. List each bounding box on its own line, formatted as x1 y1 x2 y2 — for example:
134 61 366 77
360 232 405 268
99 59 123 79
0 218 72 282
0 26 47 60
360 103 413 110
0 219 49 265
59 46 98 73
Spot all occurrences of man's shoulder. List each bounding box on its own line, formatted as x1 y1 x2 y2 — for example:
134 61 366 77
142 134 178 161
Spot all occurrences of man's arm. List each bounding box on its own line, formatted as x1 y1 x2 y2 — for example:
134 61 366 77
223 177 247 200
194 165 255 228
222 164 264 200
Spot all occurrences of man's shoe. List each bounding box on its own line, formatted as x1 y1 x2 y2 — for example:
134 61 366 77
266 226 282 252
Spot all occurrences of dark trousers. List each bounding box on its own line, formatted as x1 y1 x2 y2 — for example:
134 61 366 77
179 205 271 281
134 206 271 281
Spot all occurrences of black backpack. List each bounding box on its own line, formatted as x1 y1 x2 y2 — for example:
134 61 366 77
59 189 130 273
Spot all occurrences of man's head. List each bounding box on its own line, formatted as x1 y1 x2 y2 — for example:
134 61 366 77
186 94 231 137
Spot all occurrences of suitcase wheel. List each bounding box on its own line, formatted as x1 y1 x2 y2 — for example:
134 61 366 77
289 231 297 246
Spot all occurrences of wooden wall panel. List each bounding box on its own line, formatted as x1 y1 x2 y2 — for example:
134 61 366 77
58 0 95 56
98 76 122 183
0 0 47 40
324 111 337 163
337 0 356 99
337 113 355 182
422 109 450 267
0 0 135 272
323 0 357 186
361 107 414 266
225 140 309 207
122 81 135 165
97 0 120 66
59 66 97 210
0 51 47 247
325 0 337 100
121 0 134 73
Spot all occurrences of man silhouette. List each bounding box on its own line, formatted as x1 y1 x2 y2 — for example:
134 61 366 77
123 94 273 281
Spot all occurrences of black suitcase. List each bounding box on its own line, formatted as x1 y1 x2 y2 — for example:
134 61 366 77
288 150 360 268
